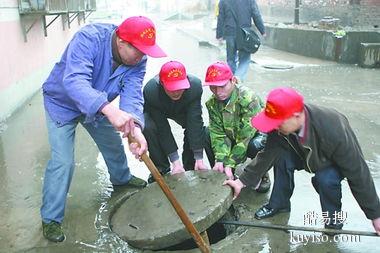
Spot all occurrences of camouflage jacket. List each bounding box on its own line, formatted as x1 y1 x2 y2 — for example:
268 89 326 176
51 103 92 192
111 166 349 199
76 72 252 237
206 85 263 168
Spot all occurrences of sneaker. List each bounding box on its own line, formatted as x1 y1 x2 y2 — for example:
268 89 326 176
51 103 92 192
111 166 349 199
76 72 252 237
256 172 271 193
42 221 65 242
127 175 147 188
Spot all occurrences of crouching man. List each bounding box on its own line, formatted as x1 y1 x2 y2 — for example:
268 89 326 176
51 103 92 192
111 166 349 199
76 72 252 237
224 87 380 234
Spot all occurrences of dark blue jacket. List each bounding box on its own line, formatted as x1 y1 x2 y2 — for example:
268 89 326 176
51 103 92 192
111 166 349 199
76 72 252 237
216 0 265 39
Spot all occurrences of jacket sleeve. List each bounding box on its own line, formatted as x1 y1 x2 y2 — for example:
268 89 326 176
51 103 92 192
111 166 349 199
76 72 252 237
62 31 108 121
239 133 281 186
250 0 265 35
119 58 147 128
225 94 263 168
330 118 380 220
216 0 225 39
207 100 231 163
186 82 205 151
144 81 178 156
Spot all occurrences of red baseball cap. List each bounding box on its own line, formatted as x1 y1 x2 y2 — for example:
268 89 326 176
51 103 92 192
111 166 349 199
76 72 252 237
251 87 304 133
204 62 233 86
116 16 166 58
159 61 190 91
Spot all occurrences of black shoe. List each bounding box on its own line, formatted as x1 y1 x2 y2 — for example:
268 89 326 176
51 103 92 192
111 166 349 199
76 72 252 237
127 175 147 188
147 174 156 184
254 204 290 220
147 169 170 184
42 221 65 242
256 172 271 193
324 223 343 236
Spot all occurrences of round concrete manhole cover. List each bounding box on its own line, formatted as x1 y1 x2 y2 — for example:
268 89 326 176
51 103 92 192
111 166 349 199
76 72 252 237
110 170 233 250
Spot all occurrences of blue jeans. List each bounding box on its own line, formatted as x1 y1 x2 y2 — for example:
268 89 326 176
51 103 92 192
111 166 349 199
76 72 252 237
41 113 132 223
225 35 251 81
269 149 343 225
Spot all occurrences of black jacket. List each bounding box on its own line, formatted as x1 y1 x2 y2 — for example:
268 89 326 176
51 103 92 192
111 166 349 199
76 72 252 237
216 0 265 38
143 74 205 155
239 104 380 220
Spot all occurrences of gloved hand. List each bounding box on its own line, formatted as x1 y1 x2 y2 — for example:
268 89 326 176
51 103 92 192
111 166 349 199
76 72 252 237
213 162 224 173
171 160 185 175
224 166 234 180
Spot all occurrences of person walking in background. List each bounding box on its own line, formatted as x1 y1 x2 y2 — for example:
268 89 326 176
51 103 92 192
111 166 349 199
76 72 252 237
143 61 211 183
41 16 166 242
216 0 265 82
224 87 380 235
204 62 271 193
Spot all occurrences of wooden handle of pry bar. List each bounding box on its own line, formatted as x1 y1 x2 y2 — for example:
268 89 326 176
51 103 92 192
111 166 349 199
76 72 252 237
129 135 210 253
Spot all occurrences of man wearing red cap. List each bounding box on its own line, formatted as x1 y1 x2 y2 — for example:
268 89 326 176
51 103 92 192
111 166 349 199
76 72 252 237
143 61 212 182
40 16 166 242
204 62 270 192
224 87 380 235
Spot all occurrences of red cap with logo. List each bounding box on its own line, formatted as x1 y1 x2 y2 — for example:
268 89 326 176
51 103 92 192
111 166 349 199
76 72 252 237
204 62 233 86
251 87 304 133
159 61 190 91
116 16 166 58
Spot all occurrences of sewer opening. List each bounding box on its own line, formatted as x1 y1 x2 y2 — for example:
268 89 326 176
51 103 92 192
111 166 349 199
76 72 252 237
157 205 239 251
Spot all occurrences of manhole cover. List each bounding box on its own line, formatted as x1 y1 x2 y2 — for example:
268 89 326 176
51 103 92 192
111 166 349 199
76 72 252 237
262 64 294 70
110 170 233 250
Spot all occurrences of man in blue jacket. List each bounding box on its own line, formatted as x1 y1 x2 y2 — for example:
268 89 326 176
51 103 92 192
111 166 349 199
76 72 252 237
41 16 166 242
216 0 265 81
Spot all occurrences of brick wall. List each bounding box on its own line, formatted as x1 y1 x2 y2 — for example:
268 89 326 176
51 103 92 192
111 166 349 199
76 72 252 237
257 0 380 27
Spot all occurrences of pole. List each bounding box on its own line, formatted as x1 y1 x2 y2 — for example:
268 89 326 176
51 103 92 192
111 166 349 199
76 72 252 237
219 220 379 237
128 135 210 253
294 0 300 25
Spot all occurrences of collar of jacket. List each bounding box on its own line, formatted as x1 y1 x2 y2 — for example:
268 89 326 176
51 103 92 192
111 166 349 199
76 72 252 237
217 86 239 113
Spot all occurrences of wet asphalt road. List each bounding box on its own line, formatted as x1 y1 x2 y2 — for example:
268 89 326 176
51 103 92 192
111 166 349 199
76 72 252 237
0 10 379 253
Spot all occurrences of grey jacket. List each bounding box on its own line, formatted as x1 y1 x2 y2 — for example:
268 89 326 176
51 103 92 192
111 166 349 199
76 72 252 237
239 104 380 220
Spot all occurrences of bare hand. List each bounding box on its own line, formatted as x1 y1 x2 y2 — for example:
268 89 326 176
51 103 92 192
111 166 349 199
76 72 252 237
213 162 224 173
194 159 208 170
101 104 135 134
223 179 245 200
372 217 380 236
224 167 234 180
127 127 147 159
171 160 185 175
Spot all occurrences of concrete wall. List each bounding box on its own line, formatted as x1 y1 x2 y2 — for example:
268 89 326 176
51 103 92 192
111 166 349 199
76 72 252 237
264 25 380 64
257 0 380 28
265 25 336 61
0 1 83 122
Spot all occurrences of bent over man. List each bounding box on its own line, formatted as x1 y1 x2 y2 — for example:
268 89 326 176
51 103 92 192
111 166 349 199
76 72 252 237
41 16 166 242
225 87 380 235
204 62 271 192
143 61 210 183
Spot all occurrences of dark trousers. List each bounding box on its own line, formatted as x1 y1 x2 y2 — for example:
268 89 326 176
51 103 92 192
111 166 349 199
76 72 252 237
143 114 214 173
269 149 343 225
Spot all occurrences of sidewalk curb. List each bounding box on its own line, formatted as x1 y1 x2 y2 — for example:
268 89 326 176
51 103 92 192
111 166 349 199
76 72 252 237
176 27 221 51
